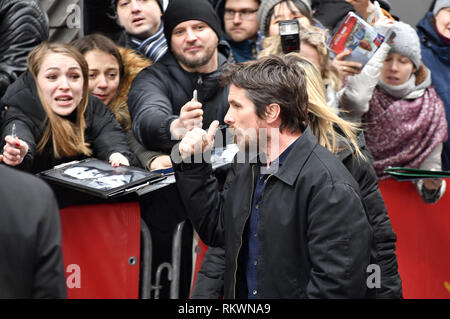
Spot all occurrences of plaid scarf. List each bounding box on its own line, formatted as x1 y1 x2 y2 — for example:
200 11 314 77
363 84 448 178
130 23 168 63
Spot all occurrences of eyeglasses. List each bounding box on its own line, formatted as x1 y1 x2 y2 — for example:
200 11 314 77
224 9 258 20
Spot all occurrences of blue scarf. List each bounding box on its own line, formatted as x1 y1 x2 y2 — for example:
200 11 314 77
130 23 168 63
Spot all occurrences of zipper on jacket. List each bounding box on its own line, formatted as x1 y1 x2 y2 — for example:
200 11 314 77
233 165 255 298
197 74 203 87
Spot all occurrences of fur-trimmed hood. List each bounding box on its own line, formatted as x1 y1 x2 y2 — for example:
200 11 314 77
109 48 152 131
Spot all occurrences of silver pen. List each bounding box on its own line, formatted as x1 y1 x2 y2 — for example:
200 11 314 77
11 123 16 138
192 89 198 102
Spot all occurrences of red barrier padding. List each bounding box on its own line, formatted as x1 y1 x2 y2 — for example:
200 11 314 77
60 202 141 299
379 179 450 299
191 238 209 296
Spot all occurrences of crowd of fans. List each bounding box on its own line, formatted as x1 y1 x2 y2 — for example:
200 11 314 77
0 0 449 299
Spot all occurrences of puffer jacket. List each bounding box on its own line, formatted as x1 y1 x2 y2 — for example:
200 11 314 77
0 71 138 173
417 12 450 170
192 132 402 299
175 127 373 298
128 42 232 153
0 0 48 98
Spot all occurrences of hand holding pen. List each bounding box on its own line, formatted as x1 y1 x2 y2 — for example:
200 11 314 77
2 123 29 166
170 89 204 140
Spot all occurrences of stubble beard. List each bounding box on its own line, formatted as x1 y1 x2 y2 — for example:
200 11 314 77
174 44 217 70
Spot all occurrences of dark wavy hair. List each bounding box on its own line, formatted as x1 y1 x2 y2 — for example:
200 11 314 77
220 54 309 133
71 33 125 84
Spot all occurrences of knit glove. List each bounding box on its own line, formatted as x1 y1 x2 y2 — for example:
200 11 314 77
338 41 391 120
416 179 447 204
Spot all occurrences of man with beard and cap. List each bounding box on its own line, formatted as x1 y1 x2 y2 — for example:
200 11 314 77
128 0 231 152
111 0 168 62
215 0 262 62
127 0 232 299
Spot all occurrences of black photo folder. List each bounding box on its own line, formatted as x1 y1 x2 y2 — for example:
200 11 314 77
38 158 166 199
384 166 450 181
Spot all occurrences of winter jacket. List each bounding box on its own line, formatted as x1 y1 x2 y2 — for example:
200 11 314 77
0 0 48 98
417 12 450 170
0 165 66 298
175 127 373 298
0 71 138 173
339 33 447 203
128 42 232 153
192 131 402 299
110 47 165 170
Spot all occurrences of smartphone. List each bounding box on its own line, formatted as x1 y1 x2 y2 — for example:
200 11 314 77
279 19 300 54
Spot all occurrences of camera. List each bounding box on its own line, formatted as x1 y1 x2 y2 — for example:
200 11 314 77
279 19 300 54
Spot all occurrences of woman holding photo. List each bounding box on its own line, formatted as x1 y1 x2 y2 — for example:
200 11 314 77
0 42 138 173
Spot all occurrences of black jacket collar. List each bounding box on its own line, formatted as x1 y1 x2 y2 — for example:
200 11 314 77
245 126 318 186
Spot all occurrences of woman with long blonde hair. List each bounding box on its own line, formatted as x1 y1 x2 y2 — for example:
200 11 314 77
1 42 137 173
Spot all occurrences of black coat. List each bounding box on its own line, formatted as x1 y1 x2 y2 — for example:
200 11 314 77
338 133 402 298
0 71 139 173
175 127 373 298
0 0 48 98
192 132 402 299
0 165 66 298
128 43 231 152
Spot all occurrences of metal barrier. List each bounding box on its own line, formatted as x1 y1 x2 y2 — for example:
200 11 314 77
141 220 186 299
139 218 152 299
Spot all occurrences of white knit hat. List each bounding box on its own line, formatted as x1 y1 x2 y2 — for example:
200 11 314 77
258 0 311 36
433 0 450 16
389 21 422 69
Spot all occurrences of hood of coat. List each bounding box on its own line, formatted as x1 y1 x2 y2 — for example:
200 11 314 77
2 71 47 129
215 0 227 35
108 47 152 131
417 12 450 65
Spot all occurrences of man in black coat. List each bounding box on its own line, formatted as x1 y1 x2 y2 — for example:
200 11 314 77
174 54 373 298
127 0 231 299
0 0 48 99
128 0 231 154
0 160 66 298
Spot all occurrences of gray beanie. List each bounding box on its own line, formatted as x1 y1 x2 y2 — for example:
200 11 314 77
257 0 311 36
389 21 421 69
433 0 450 15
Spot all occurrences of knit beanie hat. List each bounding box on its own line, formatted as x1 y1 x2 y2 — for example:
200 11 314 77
433 0 450 15
257 0 311 36
163 0 222 47
389 21 421 69
111 0 167 12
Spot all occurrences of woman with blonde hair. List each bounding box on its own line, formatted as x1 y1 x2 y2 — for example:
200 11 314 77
260 25 344 111
192 54 402 299
0 42 137 173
